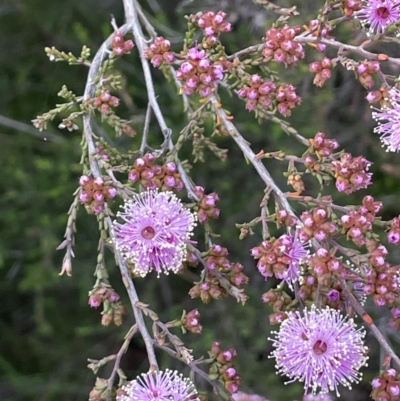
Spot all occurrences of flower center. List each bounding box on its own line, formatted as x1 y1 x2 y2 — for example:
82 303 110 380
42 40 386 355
377 7 390 19
141 226 156 239
313 339 328 355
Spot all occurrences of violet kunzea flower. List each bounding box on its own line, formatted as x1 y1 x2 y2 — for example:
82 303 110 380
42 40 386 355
117 370 199 401
114 190 196 277
284 232 309 288
270 306 368 396
355 0 400 35
372 87 400 152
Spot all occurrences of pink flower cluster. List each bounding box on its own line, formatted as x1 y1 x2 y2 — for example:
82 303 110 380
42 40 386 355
263 25 305 65
372 87 400 152
112 31 134 56
209 341 241 394
251 233 309 288
270 306 368 396
298 206 337 242
371 368 400 401
340 195 382 246
238 76 301 117
309 57 333 87
92 91 120 115
355 0 400 35
117 370 199 401
79 175 116 214
144 36 175 67
193 11 232 46
193 186 220 222
355 60 380 89
128 153 184 191
331 153 372 194
176 47 224 97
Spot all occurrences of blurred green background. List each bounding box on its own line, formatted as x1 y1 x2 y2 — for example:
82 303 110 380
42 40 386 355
1 1 400 400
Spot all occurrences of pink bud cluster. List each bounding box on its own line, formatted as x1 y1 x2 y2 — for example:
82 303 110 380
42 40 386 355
263 25 305 65
193 11 232 46
308 248 345 286
144 36 175 67
79 175 116 214
112 31 134 56
309 57 333 87
371 368 400 401
261 289 292 322
306 19 333 52
340 195 382 246
128 153 184 191
189 245 248 302
193 186 220 222
389 306 400 330
176 47 225 97
355 60 380 89
298 206 337 242
238 74 276 111
364 239 399 307
182 309 203 333
88 287 120 308
388 216 400 245
239 79 301 117
331 153 372 194
309 131 339 158
94 143 110 161
366 87 391 104
88 287 125 326
209 342 241 394
275 209 297 226
92 91 120 115
342 0 362 16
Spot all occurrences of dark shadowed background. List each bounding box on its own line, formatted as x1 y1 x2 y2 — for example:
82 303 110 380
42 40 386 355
1 1 400 400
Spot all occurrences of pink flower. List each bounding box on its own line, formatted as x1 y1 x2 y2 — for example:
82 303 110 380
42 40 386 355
117 370 199 401
372 87 400 152
270 306 368 395
114 190 196 277
355 0 400 35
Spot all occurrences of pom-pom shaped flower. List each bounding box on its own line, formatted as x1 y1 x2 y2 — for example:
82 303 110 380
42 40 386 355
117 370 199 401
372 87 400 152
355 0 400 35
114 190 196 277
270 306 368 396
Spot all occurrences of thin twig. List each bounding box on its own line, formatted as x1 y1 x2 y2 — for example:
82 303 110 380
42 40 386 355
339 277 400 370
82 19 159 371
210 95 297 219
106 325 138 399
0 115 64 143
140 102 152 154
